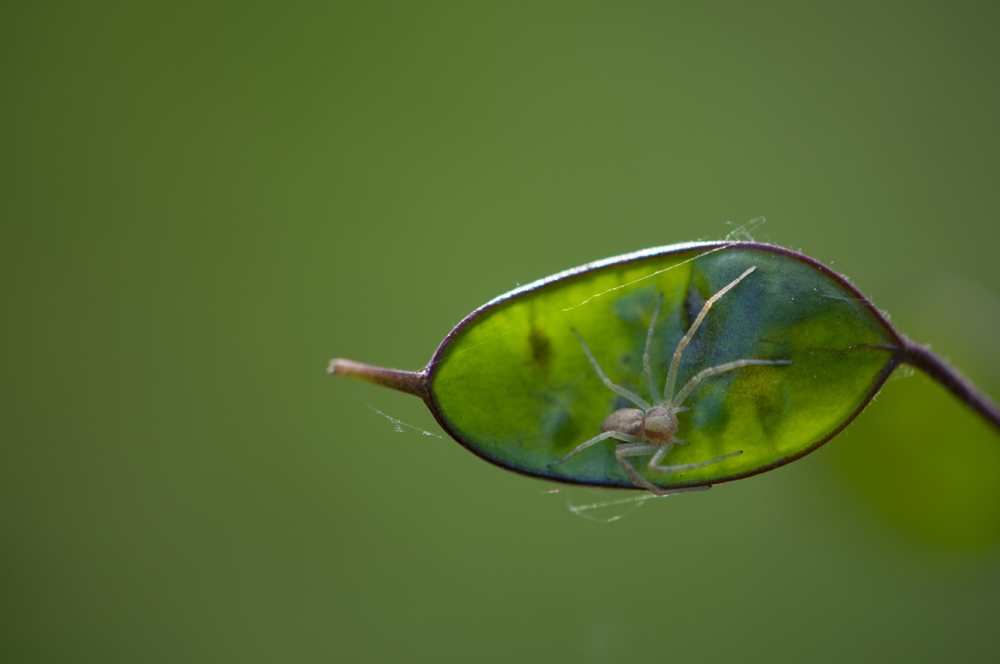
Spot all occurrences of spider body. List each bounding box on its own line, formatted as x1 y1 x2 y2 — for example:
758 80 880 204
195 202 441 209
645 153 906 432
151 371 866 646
601 407 677 443
550 265 792 496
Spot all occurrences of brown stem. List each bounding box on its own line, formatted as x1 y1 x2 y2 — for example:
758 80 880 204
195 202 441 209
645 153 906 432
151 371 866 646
902 338 1000 433
327 358 428 399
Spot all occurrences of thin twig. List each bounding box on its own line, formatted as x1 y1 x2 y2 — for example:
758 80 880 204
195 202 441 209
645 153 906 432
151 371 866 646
902 337 1000 433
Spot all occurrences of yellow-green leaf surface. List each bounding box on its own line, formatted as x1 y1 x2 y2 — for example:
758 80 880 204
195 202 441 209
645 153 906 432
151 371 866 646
425 242 904 491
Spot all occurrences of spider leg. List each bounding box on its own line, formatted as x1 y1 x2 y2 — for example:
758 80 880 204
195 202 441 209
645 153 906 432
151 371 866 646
573 330 651 410
648 449 743 474
549 430 644 467
663 266 757 402
671 358 793 408
648 444 671 467
643 293 665 404
615 443 712 495
615 442 666 493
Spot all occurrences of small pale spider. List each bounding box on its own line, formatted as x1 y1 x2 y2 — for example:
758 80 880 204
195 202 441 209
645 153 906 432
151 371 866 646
550 266 792 496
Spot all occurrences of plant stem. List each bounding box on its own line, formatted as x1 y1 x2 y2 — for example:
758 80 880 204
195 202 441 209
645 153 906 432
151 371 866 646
902 337 1000 434
327 358 427 399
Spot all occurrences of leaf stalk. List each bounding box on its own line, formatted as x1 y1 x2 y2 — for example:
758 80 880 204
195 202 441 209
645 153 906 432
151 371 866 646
902 338 1000 434
327 358 427 399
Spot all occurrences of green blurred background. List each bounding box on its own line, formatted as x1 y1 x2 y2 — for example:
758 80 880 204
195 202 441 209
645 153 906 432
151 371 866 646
3 1 1000 661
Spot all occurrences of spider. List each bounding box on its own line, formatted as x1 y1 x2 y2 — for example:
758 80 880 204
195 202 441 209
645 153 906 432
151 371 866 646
550 266 792 496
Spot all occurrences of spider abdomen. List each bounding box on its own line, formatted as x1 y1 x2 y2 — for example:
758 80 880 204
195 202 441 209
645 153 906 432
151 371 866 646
601 408 645 437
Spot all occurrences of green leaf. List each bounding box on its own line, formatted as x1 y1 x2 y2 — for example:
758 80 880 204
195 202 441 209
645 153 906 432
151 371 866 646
330 241 1000 494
